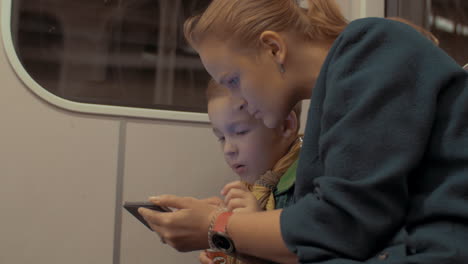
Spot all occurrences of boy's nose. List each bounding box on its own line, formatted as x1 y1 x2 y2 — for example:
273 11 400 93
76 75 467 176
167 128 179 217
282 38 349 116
223 141 237 157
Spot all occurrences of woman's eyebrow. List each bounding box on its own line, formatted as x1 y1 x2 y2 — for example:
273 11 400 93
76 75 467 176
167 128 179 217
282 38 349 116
212 127 222 135
218 72 230 86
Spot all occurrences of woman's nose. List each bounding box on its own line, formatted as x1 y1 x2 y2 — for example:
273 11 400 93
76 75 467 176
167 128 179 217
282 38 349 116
232 98 248 111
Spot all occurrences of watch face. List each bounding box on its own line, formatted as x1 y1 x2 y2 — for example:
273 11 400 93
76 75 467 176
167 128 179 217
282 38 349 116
212 234 232 251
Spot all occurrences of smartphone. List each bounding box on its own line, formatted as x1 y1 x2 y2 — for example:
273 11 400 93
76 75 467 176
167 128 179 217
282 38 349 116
123 201 171 231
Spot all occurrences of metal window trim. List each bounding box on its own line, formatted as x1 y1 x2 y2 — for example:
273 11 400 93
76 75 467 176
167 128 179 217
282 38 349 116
1 0 209 123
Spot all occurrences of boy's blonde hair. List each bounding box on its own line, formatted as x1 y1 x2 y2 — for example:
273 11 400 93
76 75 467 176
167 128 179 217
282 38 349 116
184 0 348 50
206 79 302 131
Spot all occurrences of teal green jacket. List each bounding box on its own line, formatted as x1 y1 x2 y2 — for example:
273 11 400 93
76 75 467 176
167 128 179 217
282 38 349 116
280 18 468 263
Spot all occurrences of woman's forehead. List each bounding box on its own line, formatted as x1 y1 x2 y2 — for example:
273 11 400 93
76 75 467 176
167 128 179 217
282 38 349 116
199 41 240 79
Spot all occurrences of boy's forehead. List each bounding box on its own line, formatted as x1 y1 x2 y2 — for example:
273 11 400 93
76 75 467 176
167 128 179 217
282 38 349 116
208 96 254 125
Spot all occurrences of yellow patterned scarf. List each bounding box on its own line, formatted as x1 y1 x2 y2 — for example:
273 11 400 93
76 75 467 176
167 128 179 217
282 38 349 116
226 135 303 264
245 135 303 210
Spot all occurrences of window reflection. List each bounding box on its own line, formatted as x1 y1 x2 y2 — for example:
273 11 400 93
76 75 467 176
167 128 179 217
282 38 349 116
386 0 468 66
429 0 468 66
12 0 211 113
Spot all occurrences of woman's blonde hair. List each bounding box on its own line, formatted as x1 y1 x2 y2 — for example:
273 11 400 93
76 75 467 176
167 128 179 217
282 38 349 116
184 0 348 50
386 17 439 46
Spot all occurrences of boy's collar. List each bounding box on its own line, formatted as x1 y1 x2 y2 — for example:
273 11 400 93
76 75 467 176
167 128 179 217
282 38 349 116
275 159 298 194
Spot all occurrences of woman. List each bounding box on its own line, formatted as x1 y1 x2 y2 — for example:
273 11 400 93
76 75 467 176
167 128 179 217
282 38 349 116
139 0 468 263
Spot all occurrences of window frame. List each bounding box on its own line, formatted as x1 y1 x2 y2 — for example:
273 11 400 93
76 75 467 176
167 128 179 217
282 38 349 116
385 0 427 26
1 0 209 123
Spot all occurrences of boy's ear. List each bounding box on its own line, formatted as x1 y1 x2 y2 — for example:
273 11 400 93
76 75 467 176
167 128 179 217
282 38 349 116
281 111 298 139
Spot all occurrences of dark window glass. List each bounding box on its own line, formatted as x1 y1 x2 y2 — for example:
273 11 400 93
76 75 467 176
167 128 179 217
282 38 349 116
386 0 468 66
12 0 211 113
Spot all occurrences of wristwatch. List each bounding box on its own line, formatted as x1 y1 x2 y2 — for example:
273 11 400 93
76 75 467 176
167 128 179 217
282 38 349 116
208 211 236 254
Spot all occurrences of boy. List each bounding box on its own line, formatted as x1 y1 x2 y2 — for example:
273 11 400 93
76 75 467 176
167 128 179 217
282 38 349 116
201 79 302 264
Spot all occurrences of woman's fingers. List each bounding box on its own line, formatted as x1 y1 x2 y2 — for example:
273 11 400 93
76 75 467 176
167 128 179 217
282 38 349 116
200 196 224 207
149 194 194 210
138 207 167 230
139 196 217 252
199 251 213 264
138 207 176 246
138 207 159 227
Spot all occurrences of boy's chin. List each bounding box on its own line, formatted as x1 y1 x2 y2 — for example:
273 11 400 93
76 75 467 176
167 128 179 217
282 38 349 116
240 174 261 185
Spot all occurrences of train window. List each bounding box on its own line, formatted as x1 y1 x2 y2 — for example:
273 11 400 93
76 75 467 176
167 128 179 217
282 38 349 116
7 0 211 119
386 0 468 66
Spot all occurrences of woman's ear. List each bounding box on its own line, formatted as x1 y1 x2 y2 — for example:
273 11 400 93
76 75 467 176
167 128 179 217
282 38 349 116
259 31 287 65
280 111 299 140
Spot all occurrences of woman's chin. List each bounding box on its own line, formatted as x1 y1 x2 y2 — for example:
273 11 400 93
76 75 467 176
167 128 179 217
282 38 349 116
262 115 281 129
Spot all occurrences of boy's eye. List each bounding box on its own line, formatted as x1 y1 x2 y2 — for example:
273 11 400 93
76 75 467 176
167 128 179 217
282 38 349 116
235 130 249 136
218 136 225 142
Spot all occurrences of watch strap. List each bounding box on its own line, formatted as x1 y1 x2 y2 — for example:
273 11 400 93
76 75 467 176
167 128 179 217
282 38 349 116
213 211 233 233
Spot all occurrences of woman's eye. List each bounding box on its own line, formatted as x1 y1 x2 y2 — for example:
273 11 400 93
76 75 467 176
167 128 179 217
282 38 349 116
218 136 225 142
228 77 239 88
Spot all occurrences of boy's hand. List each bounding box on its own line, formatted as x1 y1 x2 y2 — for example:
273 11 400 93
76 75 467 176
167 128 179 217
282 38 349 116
222 181 261 213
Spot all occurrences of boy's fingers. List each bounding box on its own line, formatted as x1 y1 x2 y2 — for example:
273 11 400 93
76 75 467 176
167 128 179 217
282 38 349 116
232 208 244 213
221 180 244 195
236 182 250 192
224 188 248 204
226 198 246 212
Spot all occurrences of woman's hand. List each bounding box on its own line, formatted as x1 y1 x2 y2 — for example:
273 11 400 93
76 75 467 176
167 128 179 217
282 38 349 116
198 251 212 264
138 195 220 252
222 181 261 213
